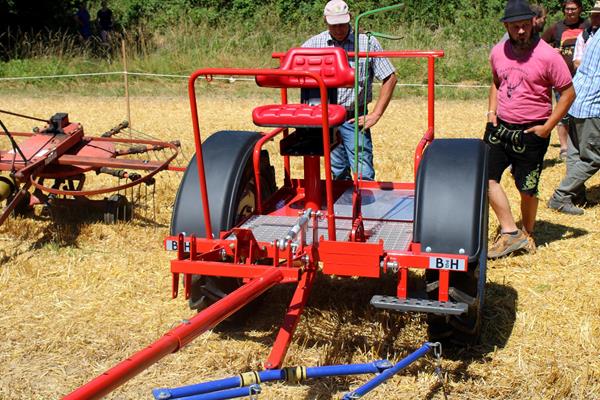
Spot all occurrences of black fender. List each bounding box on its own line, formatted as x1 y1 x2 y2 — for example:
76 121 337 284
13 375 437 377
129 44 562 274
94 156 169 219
413 138 489 262
170 130 263 237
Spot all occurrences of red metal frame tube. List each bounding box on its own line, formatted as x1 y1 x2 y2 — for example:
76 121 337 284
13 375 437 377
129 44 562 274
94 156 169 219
427 56 435 133
318 83 336 240
171 260 300 282
188 77 214 239
303 156 322 212
253 127 284 213
63 268 284 400
187 67 335 240
413 56 437 179
265 269 316 369
271 50 445 59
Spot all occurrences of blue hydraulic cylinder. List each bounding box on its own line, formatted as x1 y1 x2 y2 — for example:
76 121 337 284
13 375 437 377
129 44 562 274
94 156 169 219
153 360 392 399
342 343 433 399
172 384 260 400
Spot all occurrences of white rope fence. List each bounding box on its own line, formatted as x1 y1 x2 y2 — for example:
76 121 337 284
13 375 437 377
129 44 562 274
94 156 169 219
0 71 488 88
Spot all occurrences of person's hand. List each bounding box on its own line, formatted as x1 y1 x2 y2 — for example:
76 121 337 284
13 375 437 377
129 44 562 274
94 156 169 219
349 112 381 130
524 124 551 138
487 111 498 127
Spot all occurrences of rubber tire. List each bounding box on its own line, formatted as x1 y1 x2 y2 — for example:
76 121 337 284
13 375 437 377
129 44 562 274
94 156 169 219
414 138 489 345
169 130 276 313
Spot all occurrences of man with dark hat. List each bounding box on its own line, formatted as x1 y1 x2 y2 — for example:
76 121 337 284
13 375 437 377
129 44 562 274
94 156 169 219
485 0 576 258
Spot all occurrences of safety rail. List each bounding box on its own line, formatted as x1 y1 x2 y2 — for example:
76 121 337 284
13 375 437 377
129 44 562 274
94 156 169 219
272 50 444 180
188 66 344 241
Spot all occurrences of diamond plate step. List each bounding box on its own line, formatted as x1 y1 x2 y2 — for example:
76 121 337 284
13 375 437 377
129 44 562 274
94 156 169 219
370 295 468 315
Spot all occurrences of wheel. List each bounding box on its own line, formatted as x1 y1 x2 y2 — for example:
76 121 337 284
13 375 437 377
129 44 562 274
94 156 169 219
414 138 489 345
169 131 276 313
188 158 275 311
104 194 133 224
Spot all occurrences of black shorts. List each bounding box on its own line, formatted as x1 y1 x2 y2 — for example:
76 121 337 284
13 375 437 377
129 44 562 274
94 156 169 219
483 118 550 195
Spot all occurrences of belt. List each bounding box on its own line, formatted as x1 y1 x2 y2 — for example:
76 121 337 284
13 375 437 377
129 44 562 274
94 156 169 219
497 117 546 130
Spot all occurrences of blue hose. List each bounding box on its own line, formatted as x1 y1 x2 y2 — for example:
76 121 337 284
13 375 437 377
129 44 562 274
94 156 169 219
153 360 392 399
342 343 433 399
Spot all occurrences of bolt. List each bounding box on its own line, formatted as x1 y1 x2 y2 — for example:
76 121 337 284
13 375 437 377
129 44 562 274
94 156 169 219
458 248 465 254
156 391 171 399
229 243 235 249
425 246 432 252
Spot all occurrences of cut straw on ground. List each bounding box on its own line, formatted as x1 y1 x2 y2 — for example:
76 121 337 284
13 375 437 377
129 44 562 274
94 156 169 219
0 94 598 399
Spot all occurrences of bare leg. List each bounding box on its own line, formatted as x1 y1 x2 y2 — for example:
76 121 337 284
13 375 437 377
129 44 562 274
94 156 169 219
488 180 518 233
520 192 538 234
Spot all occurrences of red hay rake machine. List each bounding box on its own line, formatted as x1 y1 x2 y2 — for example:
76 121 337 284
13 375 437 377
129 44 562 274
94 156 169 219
0 109 182 226
65 5 489 399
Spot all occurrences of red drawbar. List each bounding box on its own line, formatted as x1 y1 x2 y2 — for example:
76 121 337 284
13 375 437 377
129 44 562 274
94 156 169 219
256 47 354 89
252 104 347 128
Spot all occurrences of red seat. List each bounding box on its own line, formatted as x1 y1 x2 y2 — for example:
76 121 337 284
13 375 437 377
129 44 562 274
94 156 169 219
255 47 354 89
252 47 354 128
252 104 347 128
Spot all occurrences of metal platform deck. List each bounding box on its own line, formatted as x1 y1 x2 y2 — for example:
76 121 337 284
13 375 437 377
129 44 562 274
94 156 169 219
231 215 413 252
333 187 414 220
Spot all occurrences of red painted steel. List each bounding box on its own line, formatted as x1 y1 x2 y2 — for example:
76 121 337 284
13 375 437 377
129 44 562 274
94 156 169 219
63 268 284 400
319 240 384 278
438 270 450 302
171 260 300 282
0 122 180 196
265 268 316 369
187 65 338 241
253 127 284 214
397 267 408 299
257 47 355 89
303 156 322 211
252 103 347 127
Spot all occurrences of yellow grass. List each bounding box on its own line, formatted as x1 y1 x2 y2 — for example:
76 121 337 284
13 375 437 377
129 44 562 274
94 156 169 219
0 92 599 399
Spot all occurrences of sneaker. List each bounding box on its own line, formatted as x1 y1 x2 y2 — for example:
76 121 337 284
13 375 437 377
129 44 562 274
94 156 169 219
547 196 584 215
488 229 529 259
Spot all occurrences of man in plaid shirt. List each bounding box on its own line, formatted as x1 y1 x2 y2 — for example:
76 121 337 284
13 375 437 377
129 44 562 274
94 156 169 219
302 0 397 180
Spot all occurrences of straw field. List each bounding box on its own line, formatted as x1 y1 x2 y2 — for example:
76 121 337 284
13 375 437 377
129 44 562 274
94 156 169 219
0 90 599 399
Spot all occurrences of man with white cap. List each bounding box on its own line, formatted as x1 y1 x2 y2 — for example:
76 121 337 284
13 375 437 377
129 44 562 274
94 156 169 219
302 0 397 181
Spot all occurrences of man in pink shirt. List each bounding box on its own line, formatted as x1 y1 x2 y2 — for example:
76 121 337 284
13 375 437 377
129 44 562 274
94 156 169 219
486 0 575 259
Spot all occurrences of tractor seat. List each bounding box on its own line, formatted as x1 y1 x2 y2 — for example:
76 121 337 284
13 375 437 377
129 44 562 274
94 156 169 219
252 104 347 128
252 47 354 129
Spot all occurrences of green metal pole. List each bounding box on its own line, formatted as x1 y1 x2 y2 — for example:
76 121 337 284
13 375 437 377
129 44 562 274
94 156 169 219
352 3 404 178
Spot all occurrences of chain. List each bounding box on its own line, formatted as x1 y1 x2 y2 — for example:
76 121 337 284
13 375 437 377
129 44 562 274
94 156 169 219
431 342 448 400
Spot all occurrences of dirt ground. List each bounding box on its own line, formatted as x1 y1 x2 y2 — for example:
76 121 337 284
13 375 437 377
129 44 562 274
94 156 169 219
0 91 599 400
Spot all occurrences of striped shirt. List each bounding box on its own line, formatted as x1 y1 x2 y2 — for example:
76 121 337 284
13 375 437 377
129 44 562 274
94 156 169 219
569 32 600 118
302 28 396 109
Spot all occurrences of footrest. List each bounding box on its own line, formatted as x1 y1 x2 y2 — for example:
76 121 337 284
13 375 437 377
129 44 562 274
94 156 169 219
370 295 467 315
